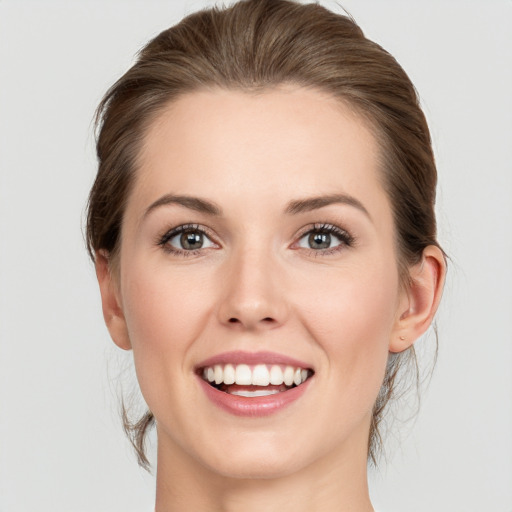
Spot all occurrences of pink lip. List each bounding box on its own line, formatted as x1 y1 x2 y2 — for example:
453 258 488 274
195 351 314 417
196 350 313 370
197 375 312 417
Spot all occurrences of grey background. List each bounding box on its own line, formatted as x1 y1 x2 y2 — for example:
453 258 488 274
0 1 511 511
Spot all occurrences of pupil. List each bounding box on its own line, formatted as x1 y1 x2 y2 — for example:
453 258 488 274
181 231 203 250
309 232 330 249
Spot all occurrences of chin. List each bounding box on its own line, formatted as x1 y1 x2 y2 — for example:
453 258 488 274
191 431 316 481
207 453 304 481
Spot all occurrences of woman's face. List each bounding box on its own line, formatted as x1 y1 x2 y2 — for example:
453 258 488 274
110 86 408 478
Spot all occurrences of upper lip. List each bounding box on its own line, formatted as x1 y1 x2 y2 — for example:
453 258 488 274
196 350 313 370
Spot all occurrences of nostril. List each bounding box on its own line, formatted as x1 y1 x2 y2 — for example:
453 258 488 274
227 316 274 324
224 314 279 328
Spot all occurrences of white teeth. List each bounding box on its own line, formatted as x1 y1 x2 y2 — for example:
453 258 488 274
269 365 284 385
231 389 280 397
235 364 252 385
252 364 270 386
283 366 295 386
214 365 223 385
223 364 235 385
202 363 311 388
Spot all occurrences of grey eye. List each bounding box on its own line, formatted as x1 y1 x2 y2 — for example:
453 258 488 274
297 228 345 250
168 229 215 251
307 232 332 249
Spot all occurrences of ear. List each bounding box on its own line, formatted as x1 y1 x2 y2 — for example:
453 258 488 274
390 245 446 353
95 251 132 350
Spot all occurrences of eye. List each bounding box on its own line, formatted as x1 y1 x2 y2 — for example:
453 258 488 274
296 224 354 252
169 230 214 251
159 225 216 254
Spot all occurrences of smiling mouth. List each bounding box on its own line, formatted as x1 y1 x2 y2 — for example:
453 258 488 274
200 363 314 397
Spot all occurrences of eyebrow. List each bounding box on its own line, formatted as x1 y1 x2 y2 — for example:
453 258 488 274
144 194 223 218
143 192 370 221
285 194 371 219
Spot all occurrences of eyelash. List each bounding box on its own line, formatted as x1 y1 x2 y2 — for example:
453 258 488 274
157 222 355 257
294 223 355 256
157 224 217 257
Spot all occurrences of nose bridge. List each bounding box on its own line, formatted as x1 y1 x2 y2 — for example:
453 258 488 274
218 237 286 330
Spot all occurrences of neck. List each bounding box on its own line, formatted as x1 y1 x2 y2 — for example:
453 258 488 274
154 426 374 512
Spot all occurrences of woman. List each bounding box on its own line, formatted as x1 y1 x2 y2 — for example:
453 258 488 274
86 0 446 510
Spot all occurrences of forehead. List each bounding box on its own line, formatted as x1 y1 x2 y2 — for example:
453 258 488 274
130 86 391 225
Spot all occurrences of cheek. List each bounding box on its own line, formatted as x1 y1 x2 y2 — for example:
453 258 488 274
117 260 225 438
119 261 216 382
295 260 399 393
298 258 398 335
124 269 212 337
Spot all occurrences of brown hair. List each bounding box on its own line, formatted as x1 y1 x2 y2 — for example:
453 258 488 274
87 0 442 469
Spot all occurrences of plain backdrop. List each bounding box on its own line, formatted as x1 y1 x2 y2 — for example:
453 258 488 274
0 1 511 511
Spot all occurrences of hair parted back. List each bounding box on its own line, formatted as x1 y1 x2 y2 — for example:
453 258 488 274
86 0 442 470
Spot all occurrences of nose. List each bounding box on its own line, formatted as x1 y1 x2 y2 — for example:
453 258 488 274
217 246 289 331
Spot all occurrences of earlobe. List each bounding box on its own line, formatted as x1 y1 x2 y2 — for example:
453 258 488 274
95 251 132 350
390 245 446 353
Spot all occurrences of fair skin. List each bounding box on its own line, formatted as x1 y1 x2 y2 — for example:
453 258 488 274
96 86 445 512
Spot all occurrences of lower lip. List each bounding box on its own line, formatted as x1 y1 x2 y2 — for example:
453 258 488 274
197 376 312 417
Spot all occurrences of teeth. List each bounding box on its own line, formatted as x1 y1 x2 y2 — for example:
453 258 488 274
269 365 284 385
252 364 270 386
231 389 280 397
201 363 311 387
214 365 223 385
224 364 235 385
283 366 294 386
235 364 252 385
